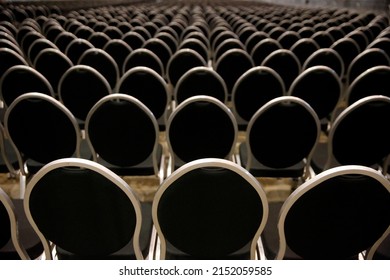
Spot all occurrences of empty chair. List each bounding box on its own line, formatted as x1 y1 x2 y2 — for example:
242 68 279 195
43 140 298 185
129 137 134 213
116 67 169 130
88 32 111 49
0 187 43 259
33 48 73 95
85 94 164 179
78 48 119 90
20 31 44 57
155 31 178 54
53 31 77 53
290 38 320 66
4 92 81 176
152 158 268 260
122 48 164 77
27 38 57 66
182 31 209 52
326 26 346 42
262 165 390 260
297 26 315 39
132 26 152 41
347 29 369 52
367 37 390 58
103 39 132 76
213 38 244 63
179 38 209 63
311 95 390 173
277 31 301 49
58 65 111 127
0 48 28 80
122 31 145 50
24 157 153 259
261 49 301 91
331 38 361 77
232 66 285 130
74 25 94 40
0 38 23 56
174 66 227 105
211 30 238 53
167 96 237 171
65 38 94 65
346 66 390 105
346 48 390 86
103 26 123 40
245 31 269 55
250 38 282 66
0 65 54 108
143 38 172 75
303 48 345 78
288 66 342 124
238 96 320 180
215 49 254 97
166 49 207 88
310 31 334 48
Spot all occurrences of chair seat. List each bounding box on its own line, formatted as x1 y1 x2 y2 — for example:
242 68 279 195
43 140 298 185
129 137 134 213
262 201 360 260
311 142 380 174
56 202 153 260
96 144 163 176
239 144 305 178
0 199 43 260
165 240 252 260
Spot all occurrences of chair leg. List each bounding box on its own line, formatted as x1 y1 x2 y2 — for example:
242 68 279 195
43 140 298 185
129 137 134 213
19 173 26 199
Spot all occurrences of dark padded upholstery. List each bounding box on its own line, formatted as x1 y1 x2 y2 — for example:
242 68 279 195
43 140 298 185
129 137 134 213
268 168 390 259
26 159 152 259
86 94 162 176
154 159 268 259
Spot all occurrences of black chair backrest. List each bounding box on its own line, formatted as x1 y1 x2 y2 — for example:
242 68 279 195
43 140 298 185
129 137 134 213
117 66 168 122
261 49 301 90
0 48 28 81
34 48 73 94
290 38 320 66
346 48 390 86
346 65 390 105
103 39 132 76
25 158 144 259
167 48 207 87
78 48 119 90
246 96 320 171
122 48 164 77
85 94 160 174
59 65 111 123
153 158 268 259
288 65 342 120
65 38 94 64
215 48 254 96
331 38 361 72
174 66 227 105
122 31 145 50
167 96 237 167
326 95 390 170
303 48 344 78
277 165 390 259
232 66 285 123
250 38 281 66
0 65 54 107
4 93 80 174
